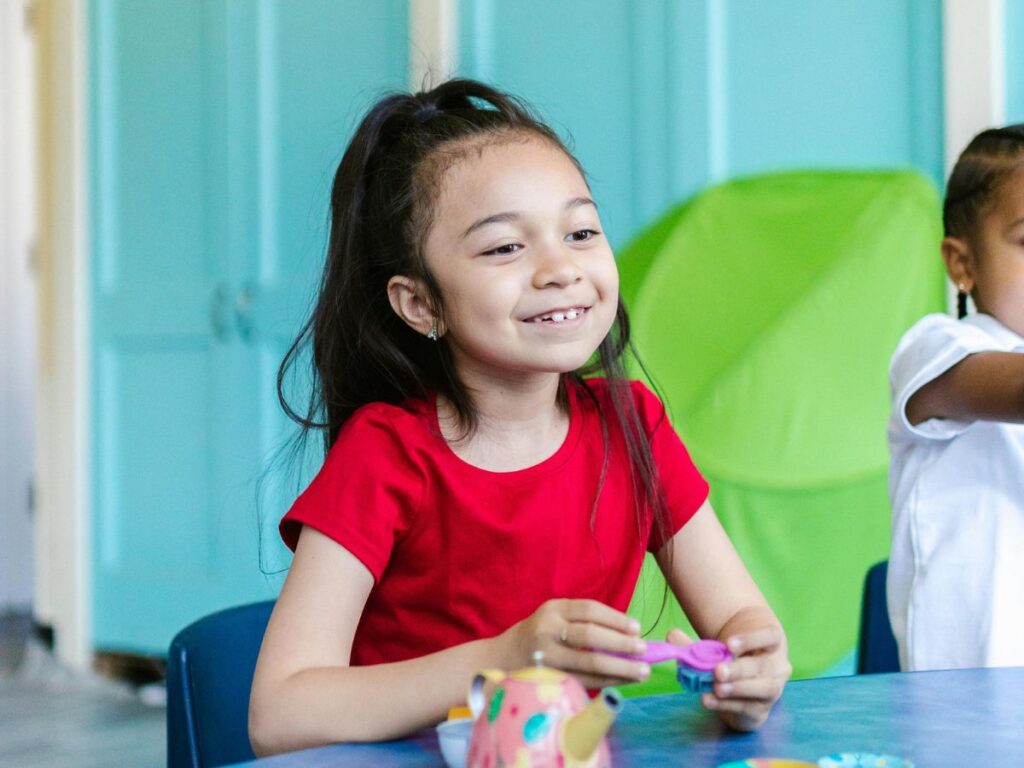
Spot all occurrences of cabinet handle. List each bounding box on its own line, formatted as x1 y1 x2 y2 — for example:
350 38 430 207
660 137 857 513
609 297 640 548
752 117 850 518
235 283 255 342
210 284 229 341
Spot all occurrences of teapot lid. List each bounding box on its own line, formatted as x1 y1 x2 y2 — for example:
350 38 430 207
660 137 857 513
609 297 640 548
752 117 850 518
468 652 576 720
509 665 566 683
509 651 569 683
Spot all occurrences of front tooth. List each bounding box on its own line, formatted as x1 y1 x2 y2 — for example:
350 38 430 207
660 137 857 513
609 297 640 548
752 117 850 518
552 312 565 322
566 310 578 320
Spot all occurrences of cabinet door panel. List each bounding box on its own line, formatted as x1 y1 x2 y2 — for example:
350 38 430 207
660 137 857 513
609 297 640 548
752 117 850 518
234 0 409 579
90 0 233 652
89 0 408 654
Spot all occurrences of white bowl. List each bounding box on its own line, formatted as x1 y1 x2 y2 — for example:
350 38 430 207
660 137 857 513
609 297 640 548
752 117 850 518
436 718 473 768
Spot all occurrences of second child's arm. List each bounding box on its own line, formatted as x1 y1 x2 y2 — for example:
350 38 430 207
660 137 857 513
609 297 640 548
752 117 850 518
905 351 1024 426
249 526 648 756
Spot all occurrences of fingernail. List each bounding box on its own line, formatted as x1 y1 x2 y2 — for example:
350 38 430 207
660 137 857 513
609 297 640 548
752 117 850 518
717 683 732 695
718 665 730 681
638 664 650 679
634 640 647 655
728 638 742 652
628 619 641 634
702 694 716 709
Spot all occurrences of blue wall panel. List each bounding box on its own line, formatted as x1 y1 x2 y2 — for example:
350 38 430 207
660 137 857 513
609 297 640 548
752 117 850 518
459 0 945 248
1008 0 1024 124
715 2 943 188
459 0 659 247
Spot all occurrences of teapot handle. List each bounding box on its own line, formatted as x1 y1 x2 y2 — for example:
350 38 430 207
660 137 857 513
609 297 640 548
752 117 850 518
468 669 506 720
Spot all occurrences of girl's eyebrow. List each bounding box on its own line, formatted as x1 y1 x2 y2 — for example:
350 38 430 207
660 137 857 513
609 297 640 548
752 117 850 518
1003 216 1024 236
461 197 599 239
462 211 520 239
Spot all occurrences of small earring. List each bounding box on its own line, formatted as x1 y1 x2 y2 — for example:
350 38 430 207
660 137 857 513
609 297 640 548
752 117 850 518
957 283 968 319
427 325 439 341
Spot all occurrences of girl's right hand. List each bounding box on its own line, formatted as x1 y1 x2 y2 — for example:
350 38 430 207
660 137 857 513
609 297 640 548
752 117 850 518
494 599 651 688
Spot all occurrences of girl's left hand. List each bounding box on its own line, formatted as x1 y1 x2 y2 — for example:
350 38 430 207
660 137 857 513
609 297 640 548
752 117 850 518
668 626 791 731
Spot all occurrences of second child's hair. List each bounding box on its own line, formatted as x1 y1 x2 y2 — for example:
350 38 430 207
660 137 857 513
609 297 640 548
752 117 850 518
943 123 1024 318
944 124 1024 240
278 79 673 550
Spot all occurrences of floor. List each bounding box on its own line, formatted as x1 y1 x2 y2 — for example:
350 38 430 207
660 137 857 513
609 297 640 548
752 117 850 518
0 612 165 768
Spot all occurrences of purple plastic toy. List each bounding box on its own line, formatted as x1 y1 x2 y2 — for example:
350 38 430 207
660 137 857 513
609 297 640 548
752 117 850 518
612 639 733 694
675 639 733 693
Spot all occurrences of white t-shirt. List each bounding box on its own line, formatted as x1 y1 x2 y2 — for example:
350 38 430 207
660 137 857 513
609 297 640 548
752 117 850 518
887 312 1024 671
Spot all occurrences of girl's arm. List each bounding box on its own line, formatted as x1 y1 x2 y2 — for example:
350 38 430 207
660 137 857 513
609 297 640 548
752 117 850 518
249 525 488 753
655 501 791 732
249 526 648 755
905 351 1024 426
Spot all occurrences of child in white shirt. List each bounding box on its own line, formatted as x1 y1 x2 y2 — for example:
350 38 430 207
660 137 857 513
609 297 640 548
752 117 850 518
888 124 1024 671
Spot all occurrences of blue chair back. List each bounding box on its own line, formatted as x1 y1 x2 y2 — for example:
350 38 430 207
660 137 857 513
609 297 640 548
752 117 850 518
167 600 275 767
856 560 900 674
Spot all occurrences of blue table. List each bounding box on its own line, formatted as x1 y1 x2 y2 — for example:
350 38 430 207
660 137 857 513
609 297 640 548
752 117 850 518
229 667 1024 767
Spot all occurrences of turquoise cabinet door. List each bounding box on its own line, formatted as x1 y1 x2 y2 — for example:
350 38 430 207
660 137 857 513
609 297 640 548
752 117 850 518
226 0 409 592
89 0 237 653
89 0 407 654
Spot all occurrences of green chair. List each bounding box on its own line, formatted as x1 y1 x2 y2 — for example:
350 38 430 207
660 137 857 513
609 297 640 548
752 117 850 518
617 170 944 689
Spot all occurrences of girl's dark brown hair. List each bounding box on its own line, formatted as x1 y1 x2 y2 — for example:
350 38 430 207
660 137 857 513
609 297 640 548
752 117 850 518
277 78 673 556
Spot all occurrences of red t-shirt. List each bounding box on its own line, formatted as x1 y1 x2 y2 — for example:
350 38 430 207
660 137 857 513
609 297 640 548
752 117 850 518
280 378 709 666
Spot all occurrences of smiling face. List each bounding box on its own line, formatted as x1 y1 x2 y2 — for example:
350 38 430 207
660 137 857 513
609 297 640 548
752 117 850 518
410 134 619 389
946 164 1024 337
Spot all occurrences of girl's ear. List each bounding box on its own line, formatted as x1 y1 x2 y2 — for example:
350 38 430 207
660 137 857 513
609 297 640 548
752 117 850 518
387 275 441 338
941 236 977 292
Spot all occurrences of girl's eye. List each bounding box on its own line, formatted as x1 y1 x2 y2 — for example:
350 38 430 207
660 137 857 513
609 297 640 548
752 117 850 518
567 229 600 242
483 243 521 256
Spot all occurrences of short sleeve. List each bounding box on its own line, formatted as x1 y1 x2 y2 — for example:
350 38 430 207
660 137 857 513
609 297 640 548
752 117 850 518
889 314 1005 441
279 405 424 581
629 381 711 552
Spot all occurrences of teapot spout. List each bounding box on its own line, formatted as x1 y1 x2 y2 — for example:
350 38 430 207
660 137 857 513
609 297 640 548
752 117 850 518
561 688 622 763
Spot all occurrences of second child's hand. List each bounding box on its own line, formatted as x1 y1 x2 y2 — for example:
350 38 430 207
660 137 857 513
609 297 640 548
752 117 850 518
494 599 652 688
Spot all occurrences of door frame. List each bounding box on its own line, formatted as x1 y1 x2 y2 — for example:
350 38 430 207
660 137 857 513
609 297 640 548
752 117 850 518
35 0 92 670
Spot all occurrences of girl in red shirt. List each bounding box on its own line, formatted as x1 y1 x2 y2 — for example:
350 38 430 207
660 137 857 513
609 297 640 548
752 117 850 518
249 79 789 755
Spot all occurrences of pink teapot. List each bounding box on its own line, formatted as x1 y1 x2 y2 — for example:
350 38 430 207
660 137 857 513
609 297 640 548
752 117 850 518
466 652 622 768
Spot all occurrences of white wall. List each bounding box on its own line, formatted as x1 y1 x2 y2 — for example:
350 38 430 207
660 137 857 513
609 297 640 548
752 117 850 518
0 0 37 611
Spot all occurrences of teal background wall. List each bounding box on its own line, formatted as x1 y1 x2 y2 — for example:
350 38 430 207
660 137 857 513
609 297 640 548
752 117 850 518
1008 0 1024 124
458 0 944 249
89 0 947 655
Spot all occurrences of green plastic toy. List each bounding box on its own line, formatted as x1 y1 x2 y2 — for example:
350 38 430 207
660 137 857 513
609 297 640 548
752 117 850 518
616 170 946 690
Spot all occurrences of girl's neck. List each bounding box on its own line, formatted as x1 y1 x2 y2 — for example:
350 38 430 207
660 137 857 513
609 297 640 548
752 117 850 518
437 372 570 472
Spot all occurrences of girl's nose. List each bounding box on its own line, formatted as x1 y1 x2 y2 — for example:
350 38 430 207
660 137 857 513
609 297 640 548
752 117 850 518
532 245 584 288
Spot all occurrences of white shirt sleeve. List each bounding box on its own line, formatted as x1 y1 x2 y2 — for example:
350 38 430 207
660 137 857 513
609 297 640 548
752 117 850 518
889 314 1003 441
